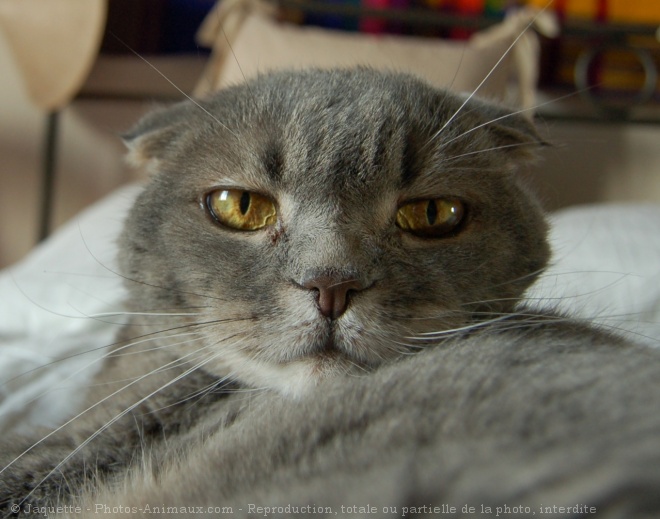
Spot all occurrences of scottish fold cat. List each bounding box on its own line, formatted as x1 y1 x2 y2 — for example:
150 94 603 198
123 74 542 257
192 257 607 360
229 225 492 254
1 68 658 518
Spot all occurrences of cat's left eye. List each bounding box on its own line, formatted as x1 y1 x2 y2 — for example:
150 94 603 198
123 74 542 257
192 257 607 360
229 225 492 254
206 189 277 231
396 197 465 238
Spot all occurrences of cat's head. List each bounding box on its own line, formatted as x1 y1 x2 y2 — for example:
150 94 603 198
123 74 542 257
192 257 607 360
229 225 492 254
119 68 549 396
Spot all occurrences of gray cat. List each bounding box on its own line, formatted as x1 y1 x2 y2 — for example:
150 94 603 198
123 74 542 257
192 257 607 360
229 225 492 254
1 68 659 518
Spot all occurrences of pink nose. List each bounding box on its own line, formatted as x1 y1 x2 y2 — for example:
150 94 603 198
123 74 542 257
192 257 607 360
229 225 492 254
303 275 364 319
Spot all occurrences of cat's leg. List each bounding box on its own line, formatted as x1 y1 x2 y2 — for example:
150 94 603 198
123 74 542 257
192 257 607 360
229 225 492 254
0 428 134 517
0 353 239 517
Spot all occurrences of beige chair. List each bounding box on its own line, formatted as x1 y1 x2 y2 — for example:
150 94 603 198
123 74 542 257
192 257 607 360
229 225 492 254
0 0 106 240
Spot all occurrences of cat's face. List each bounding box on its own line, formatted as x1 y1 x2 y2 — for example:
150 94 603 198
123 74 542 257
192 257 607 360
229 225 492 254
120 69 549 396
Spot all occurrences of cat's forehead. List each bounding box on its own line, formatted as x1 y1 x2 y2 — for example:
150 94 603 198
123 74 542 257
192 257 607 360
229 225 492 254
196 70 455 194
209 68 442 117
135 69 541 204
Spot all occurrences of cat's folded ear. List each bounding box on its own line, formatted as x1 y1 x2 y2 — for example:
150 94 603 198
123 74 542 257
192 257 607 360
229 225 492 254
121 101 192 169
465 95 549 160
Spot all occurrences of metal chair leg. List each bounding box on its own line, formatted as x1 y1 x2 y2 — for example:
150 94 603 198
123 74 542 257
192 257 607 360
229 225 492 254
39 111 59 242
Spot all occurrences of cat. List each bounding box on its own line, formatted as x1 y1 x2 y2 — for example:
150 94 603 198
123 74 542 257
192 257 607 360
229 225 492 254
1 68 659 518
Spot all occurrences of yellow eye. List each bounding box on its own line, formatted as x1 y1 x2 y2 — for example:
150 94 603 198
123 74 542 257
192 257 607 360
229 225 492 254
206 189 277 231
396 197 465 238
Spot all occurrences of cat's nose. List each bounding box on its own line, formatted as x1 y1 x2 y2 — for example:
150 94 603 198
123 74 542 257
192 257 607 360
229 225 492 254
302 275 365 320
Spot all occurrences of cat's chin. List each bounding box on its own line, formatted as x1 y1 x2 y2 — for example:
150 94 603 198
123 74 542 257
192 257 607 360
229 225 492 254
229 351 360 399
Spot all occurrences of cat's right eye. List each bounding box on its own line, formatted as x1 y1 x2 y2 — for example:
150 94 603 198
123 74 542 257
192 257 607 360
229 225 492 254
206 189 277 231
396 197 465 238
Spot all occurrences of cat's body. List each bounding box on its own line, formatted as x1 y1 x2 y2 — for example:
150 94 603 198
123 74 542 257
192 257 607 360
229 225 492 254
1 68 659 518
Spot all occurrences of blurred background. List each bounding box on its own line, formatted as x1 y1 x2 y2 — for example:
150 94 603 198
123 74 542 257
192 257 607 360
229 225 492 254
1 0 659 269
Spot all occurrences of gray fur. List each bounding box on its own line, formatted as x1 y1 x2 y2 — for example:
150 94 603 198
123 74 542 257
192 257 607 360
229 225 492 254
1 69 658 518
78 319 660 519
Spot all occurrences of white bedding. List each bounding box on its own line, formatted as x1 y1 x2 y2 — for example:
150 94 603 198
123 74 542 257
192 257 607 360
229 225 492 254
1 185 659 434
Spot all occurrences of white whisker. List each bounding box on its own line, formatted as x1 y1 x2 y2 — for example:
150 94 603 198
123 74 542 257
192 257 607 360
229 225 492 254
107 334 206 358
0 345 214 479
107 32 237 138
439 141 537 163
424 6 549 148
409 314 514 339
438 90 582 150
5 349 227 511
89 311 203 318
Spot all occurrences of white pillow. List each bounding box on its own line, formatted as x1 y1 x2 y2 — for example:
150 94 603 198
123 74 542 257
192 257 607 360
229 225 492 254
529 203 660 346
0 184 139 433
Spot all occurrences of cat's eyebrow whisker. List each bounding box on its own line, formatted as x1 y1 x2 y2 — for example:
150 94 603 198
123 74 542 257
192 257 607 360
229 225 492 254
424 6 549 149
446 44 469 94
221 26 254 104
436 90 583 151
439 142 537 163
107 31 237 138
